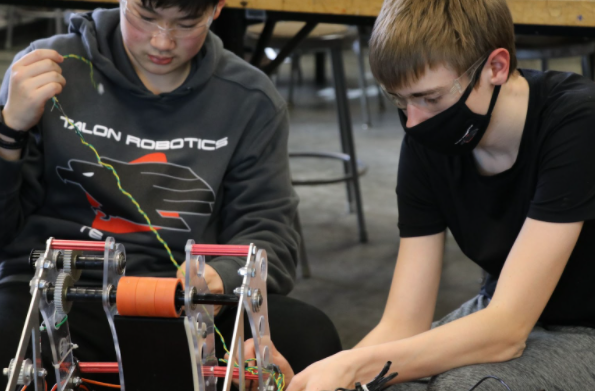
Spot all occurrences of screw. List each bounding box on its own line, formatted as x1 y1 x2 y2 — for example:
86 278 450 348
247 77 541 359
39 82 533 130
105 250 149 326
38 280 48 289
38 369 47 378
238 267 247 277
251 289 263 312
2 368 8 376
116 252 126 275
71 377 82 387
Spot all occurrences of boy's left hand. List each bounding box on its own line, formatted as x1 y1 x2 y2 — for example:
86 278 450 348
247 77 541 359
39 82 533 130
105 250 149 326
177 262 225 315
231 338 294 391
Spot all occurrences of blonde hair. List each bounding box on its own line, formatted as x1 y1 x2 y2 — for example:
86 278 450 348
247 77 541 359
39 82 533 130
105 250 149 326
369 0 517 90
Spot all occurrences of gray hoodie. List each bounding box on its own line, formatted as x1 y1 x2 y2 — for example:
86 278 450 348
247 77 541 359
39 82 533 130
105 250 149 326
0 8 299 295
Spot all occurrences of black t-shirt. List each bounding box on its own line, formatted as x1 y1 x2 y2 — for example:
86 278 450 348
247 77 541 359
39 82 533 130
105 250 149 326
397 69 595 327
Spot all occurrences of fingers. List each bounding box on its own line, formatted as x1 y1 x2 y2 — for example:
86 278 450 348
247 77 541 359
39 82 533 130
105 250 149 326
244 338 257 360
27 71 66 93
14 58 63 82
16 49 63 68
204 264 224 294
4 49 65 131
34 83 64 103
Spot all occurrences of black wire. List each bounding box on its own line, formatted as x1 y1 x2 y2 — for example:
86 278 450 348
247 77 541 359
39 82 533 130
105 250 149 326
333 363 511 391
334 362 398 391
467 375 512 391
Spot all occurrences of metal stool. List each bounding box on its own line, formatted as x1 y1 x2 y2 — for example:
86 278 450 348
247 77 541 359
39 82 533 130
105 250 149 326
246 22 369 247
516 36 595 79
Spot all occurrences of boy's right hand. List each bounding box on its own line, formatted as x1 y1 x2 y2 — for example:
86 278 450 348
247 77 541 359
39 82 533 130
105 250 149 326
3 49 66 132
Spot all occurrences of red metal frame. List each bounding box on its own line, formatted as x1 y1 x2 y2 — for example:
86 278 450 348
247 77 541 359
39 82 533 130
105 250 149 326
190 244 250 257
50 240 106 252
78 362 259 379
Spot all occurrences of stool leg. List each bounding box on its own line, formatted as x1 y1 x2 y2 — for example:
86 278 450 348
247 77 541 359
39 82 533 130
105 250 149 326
355 29 372 129
330 46 368 243
5 6 15 50
581 55 593 80
294 212 311 278
288 54 297 106
331 49 354 214
55 9 64 35
377 82 386 111
315 52 326 86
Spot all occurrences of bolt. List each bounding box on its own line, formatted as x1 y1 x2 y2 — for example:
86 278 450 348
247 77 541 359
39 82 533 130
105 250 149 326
188 288 198 310
38 369 47 378
251 289 263 312
116 252 126 274
238 267 247 277
38 280 48 289
3 368 8 376
71 377 82 387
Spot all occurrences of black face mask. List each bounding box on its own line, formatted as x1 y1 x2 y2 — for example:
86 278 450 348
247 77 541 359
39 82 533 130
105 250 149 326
398 79 501 156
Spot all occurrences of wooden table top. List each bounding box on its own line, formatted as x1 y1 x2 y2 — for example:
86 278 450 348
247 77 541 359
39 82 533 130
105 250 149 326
60 0 595 28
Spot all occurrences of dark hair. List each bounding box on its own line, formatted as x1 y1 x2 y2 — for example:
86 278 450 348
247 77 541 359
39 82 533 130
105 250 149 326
140 0 218 17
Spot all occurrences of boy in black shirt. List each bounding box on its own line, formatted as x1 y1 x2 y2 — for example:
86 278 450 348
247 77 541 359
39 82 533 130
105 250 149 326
286 0 595 390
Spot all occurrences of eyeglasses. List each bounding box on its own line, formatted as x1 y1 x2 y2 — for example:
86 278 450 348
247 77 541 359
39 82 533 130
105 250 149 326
381 55 487 114
121 0 216 39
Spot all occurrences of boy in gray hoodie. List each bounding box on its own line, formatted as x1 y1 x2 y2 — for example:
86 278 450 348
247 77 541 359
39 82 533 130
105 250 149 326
0 0 341 388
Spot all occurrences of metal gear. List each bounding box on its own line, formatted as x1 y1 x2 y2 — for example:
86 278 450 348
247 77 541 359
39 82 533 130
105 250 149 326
5 359 15 381
5 359 33 386
62 250 82 281
55 273 74 320
18 359 33 386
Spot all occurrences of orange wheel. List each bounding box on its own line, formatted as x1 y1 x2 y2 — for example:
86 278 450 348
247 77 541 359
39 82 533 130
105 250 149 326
116 277 181 318
116 277 140 316
135 278 158 317
155 278 182 318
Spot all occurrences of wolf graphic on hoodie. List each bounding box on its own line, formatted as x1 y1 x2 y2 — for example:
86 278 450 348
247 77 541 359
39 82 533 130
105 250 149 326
0 8 299 294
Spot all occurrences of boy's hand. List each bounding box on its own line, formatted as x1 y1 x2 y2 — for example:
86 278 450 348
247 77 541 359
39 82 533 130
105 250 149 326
177 262 225 315
231 338 294 391
3 49 66 131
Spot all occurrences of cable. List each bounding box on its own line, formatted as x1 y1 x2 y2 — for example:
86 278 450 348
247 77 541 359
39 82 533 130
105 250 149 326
51 385 57 391
81 378 121 389
467 375 512 391
79 385 90 391
335 362 398 391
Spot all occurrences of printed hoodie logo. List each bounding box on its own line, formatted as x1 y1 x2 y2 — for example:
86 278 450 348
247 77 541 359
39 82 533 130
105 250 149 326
455 125 479 145
56 153 215 233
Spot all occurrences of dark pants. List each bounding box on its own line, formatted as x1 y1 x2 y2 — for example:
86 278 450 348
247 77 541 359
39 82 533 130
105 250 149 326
0 281 341 390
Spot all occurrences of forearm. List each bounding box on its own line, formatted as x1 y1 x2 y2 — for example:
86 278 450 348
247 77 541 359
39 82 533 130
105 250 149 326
355 318 429 349
353 307 525 384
